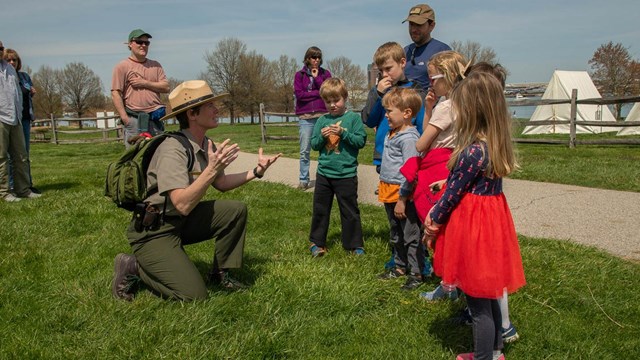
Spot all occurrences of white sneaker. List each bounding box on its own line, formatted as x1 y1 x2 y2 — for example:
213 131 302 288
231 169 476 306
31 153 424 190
4 194 22 202
24 192 42 199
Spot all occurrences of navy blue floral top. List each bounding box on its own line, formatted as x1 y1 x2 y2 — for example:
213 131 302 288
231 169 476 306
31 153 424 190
430 142 503 224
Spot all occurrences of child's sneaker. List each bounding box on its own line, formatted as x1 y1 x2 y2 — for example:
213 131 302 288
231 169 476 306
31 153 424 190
309 243 326 258
419 284 459 301
378 267 405 280
401 273 423 290
451 307 473 326
350 247 365 255
456 352 505 360
502 323 519 343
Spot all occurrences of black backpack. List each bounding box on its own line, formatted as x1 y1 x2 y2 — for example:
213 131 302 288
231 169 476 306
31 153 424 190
104 132 195 211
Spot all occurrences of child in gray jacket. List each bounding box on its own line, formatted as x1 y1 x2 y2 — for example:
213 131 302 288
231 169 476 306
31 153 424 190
377 87 425 290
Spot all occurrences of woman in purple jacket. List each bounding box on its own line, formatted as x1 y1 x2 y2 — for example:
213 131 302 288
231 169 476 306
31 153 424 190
294 46 332 190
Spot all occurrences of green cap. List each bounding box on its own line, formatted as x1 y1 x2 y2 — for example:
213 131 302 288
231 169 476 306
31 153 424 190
128 29 152 42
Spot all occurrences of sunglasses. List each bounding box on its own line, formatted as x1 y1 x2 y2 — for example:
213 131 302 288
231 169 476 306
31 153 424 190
6 58 17 62
430 74 445 82
133 40 150 46
310 56 321 60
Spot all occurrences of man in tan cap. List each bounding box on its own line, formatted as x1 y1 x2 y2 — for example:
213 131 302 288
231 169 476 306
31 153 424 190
403 4 451 91
111 29 170 148
112 80 281 301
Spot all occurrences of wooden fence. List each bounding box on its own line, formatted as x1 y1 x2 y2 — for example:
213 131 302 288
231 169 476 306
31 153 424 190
259 92 640 148
32 114 123 145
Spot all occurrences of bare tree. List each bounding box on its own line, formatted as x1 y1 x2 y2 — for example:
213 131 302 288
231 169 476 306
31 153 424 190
451 40 498 64
326 56 367 109
58 62 104 122
589 41 640 119
203 37 247 124
32 65 64 119
236 51 275 124
272 54 298 113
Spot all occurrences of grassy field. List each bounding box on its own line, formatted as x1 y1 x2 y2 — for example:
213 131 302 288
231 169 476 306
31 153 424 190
212 122 640 192
0 126 638 358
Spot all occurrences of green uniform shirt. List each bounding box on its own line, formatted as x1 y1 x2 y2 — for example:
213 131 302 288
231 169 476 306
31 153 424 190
145 130 210 216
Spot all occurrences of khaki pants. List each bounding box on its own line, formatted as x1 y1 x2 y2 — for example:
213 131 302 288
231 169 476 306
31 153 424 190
127 200 247 301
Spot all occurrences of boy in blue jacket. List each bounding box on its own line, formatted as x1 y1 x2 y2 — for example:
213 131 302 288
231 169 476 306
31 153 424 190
361 42 430 277
361 41 425 171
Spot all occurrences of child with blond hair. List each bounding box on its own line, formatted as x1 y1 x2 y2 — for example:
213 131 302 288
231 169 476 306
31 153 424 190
424 72 526 360
376 87 425 290
308 78 367 257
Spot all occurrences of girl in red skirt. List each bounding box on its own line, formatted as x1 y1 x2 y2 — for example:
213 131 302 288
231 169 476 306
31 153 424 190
424 72 526 360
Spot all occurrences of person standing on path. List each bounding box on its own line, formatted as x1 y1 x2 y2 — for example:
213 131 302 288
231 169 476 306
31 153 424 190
403 4 451 92
111 29 170 148
294 46 331 190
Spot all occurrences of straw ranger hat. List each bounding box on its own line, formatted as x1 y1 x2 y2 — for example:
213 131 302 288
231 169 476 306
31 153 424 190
160 80 229 121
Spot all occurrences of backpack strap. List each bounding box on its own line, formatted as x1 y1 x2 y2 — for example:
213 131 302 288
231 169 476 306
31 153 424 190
165 132 196 172
158 132 196 223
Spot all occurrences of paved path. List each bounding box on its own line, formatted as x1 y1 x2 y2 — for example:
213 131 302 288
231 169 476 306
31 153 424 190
228 152 640 262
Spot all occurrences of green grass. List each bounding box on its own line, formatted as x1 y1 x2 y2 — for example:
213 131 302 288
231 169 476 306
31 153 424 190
0 140 639 358
216 123 640 192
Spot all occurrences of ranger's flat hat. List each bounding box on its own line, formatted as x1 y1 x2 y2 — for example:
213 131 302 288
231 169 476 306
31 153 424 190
160 80 229 121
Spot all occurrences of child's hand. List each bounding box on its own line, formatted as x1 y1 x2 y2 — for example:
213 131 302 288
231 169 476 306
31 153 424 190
394 199 406 219
421 232 435 249
429 179 446 194
329 123 343 135
425 88 438 109
376 76 393 94
320 126 333 138
423 214 441 237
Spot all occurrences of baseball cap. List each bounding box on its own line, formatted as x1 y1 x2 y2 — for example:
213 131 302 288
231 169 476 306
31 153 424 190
403 4 435 25
128 29 152 42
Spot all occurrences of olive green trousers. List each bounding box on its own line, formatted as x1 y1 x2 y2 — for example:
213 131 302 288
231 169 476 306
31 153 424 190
127 200 247 301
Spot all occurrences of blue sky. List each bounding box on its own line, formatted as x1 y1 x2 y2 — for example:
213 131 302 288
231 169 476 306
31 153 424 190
3 0 639 93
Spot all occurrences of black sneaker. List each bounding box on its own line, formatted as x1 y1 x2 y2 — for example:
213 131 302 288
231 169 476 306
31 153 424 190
451 307 473 326
112 253 139 301
400 273 424 290
378 267 405 280
209 271 248 291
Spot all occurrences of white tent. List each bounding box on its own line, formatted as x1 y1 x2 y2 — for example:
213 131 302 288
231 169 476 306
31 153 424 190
522 70 617 134
617 102 640 136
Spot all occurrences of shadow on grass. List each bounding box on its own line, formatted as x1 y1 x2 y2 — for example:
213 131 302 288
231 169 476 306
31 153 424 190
36 181 81 191
194 253 271 288
427 307 474 354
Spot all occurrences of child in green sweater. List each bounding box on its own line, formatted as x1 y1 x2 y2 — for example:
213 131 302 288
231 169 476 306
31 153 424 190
308 78 367 257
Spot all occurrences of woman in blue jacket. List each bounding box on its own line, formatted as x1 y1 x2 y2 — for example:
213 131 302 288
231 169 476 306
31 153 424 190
293 46 331 190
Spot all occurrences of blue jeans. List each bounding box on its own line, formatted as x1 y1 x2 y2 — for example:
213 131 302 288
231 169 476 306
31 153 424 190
298 118 317 183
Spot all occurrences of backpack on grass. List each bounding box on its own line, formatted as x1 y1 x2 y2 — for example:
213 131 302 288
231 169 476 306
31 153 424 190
104 132 195 211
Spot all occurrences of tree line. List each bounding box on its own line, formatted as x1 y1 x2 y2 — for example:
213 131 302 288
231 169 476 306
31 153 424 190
30 37 505 123
31 38 633 122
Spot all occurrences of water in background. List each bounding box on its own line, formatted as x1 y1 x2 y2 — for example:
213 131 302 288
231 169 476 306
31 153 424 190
53 101 634 127
509 96 633 119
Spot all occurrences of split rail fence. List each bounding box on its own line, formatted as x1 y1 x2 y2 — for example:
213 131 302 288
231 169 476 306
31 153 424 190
259 92 640 148
31 114 123 145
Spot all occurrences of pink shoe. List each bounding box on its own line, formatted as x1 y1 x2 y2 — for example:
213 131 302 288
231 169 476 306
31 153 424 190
456 353 505 360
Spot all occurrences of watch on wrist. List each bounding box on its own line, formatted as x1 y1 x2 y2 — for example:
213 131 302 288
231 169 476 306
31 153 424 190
253 167 263 179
